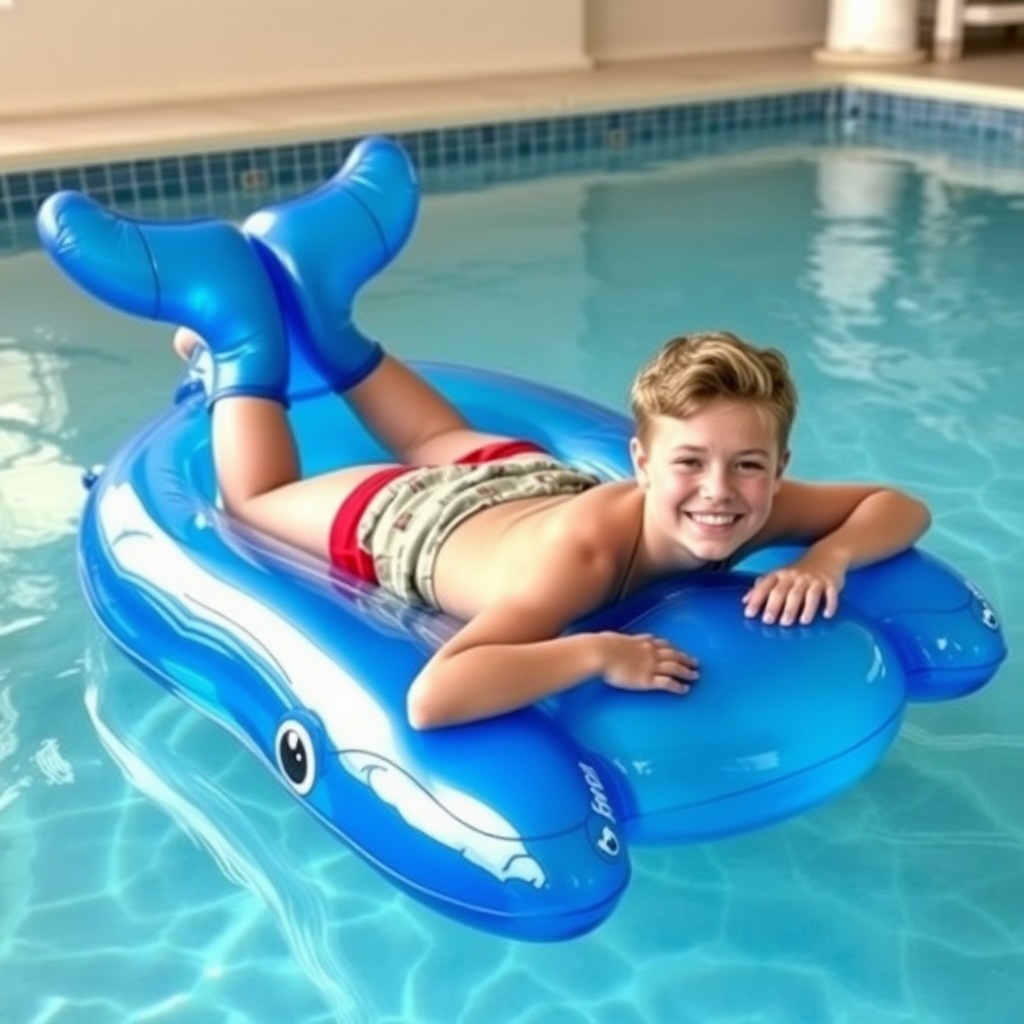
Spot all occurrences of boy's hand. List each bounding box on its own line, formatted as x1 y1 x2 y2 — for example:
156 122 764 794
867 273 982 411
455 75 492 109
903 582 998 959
598 632 699 694
742 553 847 626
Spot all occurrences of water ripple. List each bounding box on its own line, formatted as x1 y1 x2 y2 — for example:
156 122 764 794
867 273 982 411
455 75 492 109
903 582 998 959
901 722 1024 752
82 643 373 1024
31 737 74 786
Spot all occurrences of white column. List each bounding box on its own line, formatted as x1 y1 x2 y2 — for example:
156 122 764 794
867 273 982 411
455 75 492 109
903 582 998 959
933 0 967 60
814 0 925 64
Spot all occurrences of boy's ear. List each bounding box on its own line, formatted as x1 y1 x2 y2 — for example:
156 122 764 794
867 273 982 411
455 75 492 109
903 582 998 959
776 448 791 480
630 436 650 487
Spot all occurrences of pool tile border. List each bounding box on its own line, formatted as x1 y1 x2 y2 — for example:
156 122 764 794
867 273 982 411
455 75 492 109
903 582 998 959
843 85 1024 140
2 86 1023 232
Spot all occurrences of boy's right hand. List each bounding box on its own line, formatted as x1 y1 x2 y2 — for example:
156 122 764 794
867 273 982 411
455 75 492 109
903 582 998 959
598 632 698 694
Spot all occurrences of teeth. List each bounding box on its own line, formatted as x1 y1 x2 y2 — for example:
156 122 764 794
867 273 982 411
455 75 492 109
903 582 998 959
688 513 738 525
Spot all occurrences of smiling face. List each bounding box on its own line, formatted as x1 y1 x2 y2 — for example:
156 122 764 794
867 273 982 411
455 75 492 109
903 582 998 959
630 399 788 569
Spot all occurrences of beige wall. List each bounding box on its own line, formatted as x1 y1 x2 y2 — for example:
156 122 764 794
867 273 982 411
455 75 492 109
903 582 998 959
0 0 829 118
588 0 827 61
0 0 588 117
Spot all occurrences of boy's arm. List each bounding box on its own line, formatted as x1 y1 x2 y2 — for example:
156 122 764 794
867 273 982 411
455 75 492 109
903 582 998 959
407 539 697 730
744 480 931 625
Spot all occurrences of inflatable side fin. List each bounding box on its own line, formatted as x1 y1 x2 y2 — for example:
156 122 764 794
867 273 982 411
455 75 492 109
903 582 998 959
743 547 1008 701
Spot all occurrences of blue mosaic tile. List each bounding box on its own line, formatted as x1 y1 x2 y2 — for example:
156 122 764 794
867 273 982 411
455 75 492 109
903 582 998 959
296 142 318 172
2 86 1023 231
132 159 155 186
845 87 1024 147
56 167 84 191
5 172 30 198
108 162 132 189
10 196 35 218
157 156 182 187
31 169 59 196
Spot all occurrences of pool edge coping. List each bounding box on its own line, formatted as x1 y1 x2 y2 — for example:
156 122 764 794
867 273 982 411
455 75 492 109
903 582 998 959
1 65 1023 176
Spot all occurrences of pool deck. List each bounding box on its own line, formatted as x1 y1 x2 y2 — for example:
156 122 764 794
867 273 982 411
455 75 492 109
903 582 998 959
2 46 1023 172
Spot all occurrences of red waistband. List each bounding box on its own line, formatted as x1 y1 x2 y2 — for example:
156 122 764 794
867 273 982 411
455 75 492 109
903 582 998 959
328 438 549 585
454 439 548 465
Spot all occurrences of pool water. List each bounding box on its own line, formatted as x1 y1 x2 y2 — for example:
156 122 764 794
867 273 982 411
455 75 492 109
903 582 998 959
1 140 1022 1024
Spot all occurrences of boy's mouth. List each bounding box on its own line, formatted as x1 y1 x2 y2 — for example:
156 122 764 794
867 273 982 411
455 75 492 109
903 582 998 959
684 511 742 528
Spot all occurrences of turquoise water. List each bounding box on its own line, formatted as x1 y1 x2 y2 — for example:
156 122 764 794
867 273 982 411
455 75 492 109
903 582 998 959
1 141 1023 1024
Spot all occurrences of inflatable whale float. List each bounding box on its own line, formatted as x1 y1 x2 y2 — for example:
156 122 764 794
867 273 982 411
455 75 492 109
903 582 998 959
37 136 1007 941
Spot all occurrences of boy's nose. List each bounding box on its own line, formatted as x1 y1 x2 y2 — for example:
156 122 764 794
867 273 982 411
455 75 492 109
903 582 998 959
700 468 733 499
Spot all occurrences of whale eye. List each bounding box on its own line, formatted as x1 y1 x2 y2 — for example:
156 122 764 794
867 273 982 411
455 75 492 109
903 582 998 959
275 719 317 796
981 606 999 630
597 825 620 858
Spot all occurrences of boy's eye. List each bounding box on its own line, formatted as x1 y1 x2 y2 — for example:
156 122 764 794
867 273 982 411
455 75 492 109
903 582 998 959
738 461 767 472
673 458 702 469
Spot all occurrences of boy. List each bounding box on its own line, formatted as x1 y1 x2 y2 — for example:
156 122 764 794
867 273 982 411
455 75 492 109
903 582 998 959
176 325 930 731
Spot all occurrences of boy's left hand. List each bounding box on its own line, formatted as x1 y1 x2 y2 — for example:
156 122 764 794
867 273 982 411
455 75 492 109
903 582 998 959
742 552 847 626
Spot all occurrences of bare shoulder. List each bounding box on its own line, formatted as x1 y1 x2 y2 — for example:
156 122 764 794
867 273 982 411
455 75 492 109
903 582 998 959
481 483 637 621
529 489 629 592
536 481 641 575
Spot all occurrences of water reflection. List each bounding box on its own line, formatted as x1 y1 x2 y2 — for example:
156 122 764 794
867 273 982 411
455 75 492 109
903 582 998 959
803 152 1024 448
82 637 373 1024
0 332 83 826
0 338 82 552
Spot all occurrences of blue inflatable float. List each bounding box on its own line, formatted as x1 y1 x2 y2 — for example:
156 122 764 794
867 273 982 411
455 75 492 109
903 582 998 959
37 137 1007 942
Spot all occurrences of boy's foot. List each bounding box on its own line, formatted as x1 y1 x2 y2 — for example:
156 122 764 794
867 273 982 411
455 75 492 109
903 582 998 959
173 327 204 363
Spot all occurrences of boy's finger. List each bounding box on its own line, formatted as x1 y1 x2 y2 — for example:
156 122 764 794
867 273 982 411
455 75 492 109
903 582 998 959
799 588 822 624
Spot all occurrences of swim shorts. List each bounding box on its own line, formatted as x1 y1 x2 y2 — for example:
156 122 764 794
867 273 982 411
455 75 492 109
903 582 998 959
328 440 599 605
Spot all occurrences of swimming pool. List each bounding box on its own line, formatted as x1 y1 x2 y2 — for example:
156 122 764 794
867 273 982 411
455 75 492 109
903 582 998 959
1 122 1022 1023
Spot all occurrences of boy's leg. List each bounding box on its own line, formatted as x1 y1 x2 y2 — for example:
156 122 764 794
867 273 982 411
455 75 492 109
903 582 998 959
240 137 525 468
175 328 527 469
191 323 396 562
212 397 299 515
179 313 305 524
211 395 392 561
170 314 381 561
343 355 528 466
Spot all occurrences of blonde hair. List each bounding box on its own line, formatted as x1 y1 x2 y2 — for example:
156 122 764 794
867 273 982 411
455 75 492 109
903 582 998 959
630 331 797 450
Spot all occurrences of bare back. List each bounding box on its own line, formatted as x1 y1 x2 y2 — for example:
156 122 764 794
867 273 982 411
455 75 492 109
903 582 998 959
432 479 644 620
